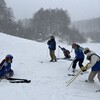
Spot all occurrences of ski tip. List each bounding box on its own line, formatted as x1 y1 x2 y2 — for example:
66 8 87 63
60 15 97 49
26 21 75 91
26 80 31 83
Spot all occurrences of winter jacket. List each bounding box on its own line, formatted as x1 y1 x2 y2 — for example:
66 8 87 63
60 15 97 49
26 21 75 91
74 47 84 59
61 48 71 58
86 51 100 71
47 39 56 50
0 59 12 77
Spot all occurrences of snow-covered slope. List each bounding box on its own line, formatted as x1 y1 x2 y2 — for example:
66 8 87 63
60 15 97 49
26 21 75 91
0 32 100 100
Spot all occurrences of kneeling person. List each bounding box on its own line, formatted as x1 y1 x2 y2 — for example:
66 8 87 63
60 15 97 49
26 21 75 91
0 54 14 79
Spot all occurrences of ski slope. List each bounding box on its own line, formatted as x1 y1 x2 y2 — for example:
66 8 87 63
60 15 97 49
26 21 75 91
0 32 100 100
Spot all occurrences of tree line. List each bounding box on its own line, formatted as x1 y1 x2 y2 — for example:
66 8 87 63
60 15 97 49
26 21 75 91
0 0 86 43
73 17 100 42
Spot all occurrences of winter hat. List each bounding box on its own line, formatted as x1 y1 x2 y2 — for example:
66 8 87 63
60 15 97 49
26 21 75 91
84 48 90 54
50 35 54 39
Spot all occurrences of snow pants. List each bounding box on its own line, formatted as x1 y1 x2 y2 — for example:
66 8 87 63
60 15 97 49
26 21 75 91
72 58 84 69
49 50 56 61
88 71 100 82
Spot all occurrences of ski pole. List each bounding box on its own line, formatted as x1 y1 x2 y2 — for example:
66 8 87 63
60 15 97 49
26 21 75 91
71 48 73 52
66 75 76 83
67 58 75 70
46 48 49 57
67 60 73 70
66 71 81 87
58 45 60 58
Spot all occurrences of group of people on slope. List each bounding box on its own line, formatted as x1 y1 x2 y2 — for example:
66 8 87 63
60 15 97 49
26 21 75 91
1 35 100 84
47 35 100 83
72 43 100 83
0 54 14 80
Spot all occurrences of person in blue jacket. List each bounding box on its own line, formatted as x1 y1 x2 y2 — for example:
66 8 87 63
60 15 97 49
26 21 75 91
71 43 84 72
0 54 14 79
47 35 57 62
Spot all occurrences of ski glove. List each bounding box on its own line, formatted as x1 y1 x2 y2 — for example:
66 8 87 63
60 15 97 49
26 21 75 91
81 63 89 72
84 63 89 69
81 66 87 72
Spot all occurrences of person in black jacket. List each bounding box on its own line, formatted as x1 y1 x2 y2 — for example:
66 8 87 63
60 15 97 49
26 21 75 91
47 36 57 62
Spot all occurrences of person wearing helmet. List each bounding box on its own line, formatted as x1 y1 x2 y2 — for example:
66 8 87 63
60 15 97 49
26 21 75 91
47 35 57 62
81 48 100 83
58 46 71 59
0 54 14 79
71 43 84 73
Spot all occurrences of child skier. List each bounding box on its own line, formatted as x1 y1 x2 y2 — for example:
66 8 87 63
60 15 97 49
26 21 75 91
0 54 14 79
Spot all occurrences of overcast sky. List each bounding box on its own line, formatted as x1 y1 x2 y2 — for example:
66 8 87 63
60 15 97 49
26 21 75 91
5 0 100 21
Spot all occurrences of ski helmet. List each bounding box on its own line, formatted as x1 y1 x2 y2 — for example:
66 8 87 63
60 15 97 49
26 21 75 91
6 54 13 60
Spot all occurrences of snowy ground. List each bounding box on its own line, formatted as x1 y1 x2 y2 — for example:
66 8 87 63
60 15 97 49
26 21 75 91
0 32 100 100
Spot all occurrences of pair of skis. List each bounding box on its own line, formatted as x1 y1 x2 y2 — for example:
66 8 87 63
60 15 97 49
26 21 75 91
6 77 31 83
66 71 82 87
67 72 100 92
66 71 89 87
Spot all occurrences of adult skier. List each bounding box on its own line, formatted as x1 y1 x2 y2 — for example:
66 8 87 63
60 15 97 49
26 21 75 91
47 35 57 62
81 48 100 83
71 43 84 72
